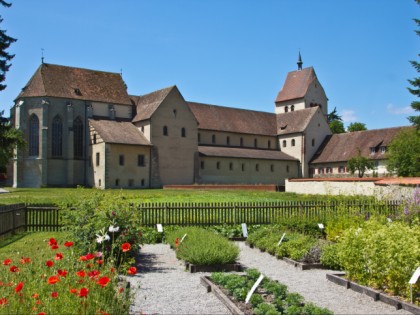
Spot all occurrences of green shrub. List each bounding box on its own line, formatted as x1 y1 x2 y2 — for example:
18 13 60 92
320 243 342 270
166 227 239 265
254 303 280 315
301 303 334 315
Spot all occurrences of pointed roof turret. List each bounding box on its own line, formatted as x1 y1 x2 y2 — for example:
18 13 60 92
297 51 303 70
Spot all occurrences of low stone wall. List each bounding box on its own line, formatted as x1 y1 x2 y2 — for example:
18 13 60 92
285 178 418 200
163 184 280 191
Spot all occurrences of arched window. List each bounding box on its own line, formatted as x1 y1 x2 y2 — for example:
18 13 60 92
181 127 186 137
29 114 39 156
284 106 288 113
282 140 287 148
291 105 295 111
52 115 63 157
291 139 295 147
73 117 84 159
163 126 168 136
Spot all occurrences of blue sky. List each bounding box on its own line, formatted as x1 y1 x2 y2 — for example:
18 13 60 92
0 0 419 130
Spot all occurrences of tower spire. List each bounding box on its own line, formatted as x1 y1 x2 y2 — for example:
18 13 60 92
297 51 303 70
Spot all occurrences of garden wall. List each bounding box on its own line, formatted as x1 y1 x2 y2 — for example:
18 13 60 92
285 177 419 200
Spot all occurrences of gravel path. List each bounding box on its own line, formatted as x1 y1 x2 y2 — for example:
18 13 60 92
129 242 413 315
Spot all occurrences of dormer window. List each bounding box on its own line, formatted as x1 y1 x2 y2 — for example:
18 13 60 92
370 147 376 154
380 146 386 154
74 88 82 96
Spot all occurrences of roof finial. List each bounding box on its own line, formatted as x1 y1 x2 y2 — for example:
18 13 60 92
120 68 123 77
41 48 45 64
297 50 303 70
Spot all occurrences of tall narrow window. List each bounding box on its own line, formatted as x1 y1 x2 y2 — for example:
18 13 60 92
138 155 145 167
240 137 244 147
270 164 274 172
119 155 125 166
256 164 259 172
212 134 216 144
96 152 100 166
229 162 233 171
73 117 84 159
312 138 315 147
268 140 271 149
216 161 220 170
181 127 186 137
254 139 258 148
52 115 63 157
226 136 230 146
291 105 295 111
198 133 201 143
284 106 288 113
163 126 168 136
283 140 287 148
291 139 295 147
29 114 39 156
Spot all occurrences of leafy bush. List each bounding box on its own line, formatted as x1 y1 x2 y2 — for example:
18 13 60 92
60 189 143 267
166 227 239 265
320 243 342 270
336 219 420 302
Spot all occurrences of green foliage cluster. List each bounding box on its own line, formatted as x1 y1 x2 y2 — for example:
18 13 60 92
246 225 326 262
166 227 239 265
335 219 420 302
211 269 333 315
60 189 143 267
347 149 373 178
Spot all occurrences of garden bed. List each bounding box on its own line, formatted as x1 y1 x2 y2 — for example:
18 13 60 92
185 262 243 273
326 273 420 314
282 257 327 270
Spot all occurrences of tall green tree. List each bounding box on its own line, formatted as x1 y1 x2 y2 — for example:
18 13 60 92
0 0 16 92
347 122 367 132
0 110 24 174
386 128 420 177
327 107 342 123
408 0 420 129
329 120 346 134
347 149 373 178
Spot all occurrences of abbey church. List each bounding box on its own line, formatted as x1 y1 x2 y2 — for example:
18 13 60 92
9 57 405 188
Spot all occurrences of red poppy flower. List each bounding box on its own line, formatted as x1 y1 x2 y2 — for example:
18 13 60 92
121 243 131 252
64 241 74 247
118 287 124 293
97 276 110 288
2 259 11 265
96 259 103 265
20 257 31 264
175 238 180 246
0 298 7 306
57 269 68 277
9 265 19 273
15 282 23 293
78 287 88 298
76 270 86 277
50 244 59 250
51 292 58 298
54 253 63 260
32 293 39 299
47 276 59 285
48 238 57 246
85 253 95 260
45 260 54 268
127 267 137 275
38 312 45 315
88 270 100 279
69 288 78 294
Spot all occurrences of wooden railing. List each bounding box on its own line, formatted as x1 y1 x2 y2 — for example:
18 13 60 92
0 200 403 235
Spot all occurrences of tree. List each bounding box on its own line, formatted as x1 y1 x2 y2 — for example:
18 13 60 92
386 128 420 177
327 107 342 123
347 122 367 132
329 120 345 134
408 0 420 129
0 110 24 174
0 1 16 92
347 149 373 178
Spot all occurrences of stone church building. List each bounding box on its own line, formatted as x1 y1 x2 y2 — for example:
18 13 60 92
9 58 403 188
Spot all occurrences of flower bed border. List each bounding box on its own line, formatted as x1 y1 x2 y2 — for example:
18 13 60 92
326 273 420 314
282 257 327 270
185 262 243 273
200 276 244 315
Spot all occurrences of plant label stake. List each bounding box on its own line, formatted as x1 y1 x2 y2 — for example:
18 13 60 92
245 274 264 304
318 223 324 230
241 223 248 238
387 217 392 223
156 224 163 233
409 267 420 303
277 233 286 246
180 234 187 243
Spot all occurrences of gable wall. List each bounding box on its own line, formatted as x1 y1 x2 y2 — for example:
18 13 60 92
275 99 305 114
304 79 328 117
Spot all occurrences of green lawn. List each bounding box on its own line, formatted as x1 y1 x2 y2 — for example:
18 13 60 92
0 187 319 205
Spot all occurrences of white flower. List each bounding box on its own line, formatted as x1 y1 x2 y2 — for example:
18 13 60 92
109 225 120 233
96 233 110 244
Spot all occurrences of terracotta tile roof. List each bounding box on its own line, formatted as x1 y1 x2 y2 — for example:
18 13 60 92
275 67 317 103
374 177 420 186
188 102 277 136
17 63 132 105
276 107 319 135
131 86 175 122
89 119 151 146
310 126 411 164
198 146 297 161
